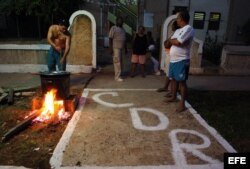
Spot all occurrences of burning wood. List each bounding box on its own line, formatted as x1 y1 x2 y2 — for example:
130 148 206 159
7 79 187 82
1 110 40 143
32 89 71 123
2 89 76 142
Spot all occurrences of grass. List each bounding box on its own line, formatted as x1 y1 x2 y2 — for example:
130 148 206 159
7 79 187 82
187 90 250 152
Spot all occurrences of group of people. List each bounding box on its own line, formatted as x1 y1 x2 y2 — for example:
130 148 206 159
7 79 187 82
109 10 194 113
46 10 194 113
109 17 160 82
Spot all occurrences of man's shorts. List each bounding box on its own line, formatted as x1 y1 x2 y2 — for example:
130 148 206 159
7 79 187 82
168 59 190 81
131 54 146 64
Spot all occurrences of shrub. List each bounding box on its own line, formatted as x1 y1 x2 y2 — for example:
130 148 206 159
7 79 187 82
202 33 223 65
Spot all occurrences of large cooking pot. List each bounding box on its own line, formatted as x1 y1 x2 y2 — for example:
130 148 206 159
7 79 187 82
40 71 70 100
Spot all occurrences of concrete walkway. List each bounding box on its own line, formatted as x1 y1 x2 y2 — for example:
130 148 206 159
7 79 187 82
48 65 238 169
1 64 250 91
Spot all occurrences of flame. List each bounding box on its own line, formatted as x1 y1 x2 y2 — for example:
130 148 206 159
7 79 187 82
33 89 70 122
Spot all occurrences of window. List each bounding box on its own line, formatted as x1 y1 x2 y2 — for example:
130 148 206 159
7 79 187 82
193 12 205 29
208 12 221 30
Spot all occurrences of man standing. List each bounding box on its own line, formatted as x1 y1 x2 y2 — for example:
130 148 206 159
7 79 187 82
165 10 194 113
109 16 127 82
47 19 71 72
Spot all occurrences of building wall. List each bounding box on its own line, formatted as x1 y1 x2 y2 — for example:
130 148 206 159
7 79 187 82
79 1 109 43
142 0 231 42
141 0 168 40
168 0 230 42
225 0 250 44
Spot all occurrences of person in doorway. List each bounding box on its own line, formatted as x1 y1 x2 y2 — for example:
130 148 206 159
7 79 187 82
109 16 127 82
147 31 161 76
165 10 194 113
47 19 71 72
130 25 148 78
157 20 180 95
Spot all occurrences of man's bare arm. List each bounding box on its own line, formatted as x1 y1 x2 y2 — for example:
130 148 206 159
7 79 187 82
61 35 71 64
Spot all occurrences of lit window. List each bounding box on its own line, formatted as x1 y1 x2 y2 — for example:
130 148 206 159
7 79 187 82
208 12 221 30
193 12 205 29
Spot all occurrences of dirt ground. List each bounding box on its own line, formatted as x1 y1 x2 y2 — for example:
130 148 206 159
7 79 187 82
0 93 66 168
61 90 226 167
0 74 89 169
1 69 246 168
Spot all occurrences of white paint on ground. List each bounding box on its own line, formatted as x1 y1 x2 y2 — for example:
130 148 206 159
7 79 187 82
92 92 134 108
0 44 50 50
169 129 221 167
57 164 223 169
50 90 89 169
0 164 224 169
0 167 31 169
185 101 237 153
0 64 93 73
130 107 169 131
85 88 157 92
46 88 235 169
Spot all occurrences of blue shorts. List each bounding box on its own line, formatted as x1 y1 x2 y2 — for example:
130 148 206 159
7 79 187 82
169 59 190 81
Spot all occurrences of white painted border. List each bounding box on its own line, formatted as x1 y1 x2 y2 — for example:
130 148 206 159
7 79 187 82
46 88 236 169
57 164 223 169
0 64 47 73
0 88 233 168
0 64 92 73
85 88 157 92
50 90 89 169
69 10 97 69
185 101 237 153
0 44 50 50
0 164 223 169
0 167 31 169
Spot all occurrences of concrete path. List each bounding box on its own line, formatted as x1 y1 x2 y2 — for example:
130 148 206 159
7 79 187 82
0 67 249 169
1 68 250 91
48 65 238 169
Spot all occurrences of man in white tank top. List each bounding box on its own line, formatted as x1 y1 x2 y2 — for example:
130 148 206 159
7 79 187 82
165 10 194 113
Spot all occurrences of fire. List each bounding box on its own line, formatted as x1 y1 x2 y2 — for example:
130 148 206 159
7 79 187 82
33 89 70 122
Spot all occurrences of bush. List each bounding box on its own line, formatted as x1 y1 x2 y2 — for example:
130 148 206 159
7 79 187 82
202 33 223 65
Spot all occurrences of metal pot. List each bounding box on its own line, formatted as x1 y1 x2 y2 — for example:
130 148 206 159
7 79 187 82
40 71 70 100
